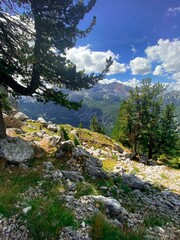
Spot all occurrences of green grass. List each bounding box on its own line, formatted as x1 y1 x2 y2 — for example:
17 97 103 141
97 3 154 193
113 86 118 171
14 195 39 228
143 214 170 228
102 159 117 171
75 182 99 198
90 213 144 240
0 169 41 216
23 196 77 239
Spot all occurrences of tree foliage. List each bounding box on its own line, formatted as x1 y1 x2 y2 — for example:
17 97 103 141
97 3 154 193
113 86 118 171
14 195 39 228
112 78 179 159
0 0 112 138
90 115 106 134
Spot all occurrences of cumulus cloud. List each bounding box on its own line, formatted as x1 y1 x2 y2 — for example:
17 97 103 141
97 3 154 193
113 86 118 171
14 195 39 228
129 57 151 75
65 45 127 75
122 78 141 87
167 7 180 16
145 39 180 78
153 65 164 76
99 78 120 84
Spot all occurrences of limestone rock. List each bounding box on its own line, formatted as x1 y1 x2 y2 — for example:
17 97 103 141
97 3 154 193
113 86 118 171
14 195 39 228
61 170 84 182
14 112 29 121
4 116 23 129
55 140 74 158
47 123 58 132
123 174 147 191
0 137 34 164
37 117 47 127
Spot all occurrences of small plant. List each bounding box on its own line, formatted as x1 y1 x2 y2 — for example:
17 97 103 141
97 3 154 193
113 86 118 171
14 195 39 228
143 214 169 227
60 126 70 140
0 170 41 216
90 213 144 240
75 182 98 198
74 137 80 146
24 196 77 239
160 173 168 179
102 159 117 171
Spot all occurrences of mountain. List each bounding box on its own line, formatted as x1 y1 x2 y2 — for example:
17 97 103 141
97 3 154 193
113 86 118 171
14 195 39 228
18 82 132 134
18 82 180 135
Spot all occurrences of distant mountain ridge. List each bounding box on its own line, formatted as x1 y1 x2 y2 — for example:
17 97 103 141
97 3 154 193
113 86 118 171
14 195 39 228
18 82 180 135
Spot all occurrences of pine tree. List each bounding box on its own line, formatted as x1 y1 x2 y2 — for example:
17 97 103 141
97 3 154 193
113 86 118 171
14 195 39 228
0 0 112 139
112 78 179 159
90 116 106 134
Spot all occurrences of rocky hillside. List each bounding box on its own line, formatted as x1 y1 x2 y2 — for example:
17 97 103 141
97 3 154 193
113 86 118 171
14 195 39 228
0 112 180 240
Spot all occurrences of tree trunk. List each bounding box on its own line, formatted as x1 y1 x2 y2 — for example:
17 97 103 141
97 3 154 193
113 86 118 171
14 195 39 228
148 135 153 159
0 101 6 139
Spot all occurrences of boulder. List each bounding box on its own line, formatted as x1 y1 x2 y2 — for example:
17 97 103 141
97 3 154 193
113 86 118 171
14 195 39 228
113 143 124 153
37 117 47 127
83 156 108 179
61 170 84 182
4 116 23 129
0 137 34 164
55 140 74 158
89 195 128 217
123 174 147 191
47 123 58 132
13 112 29 121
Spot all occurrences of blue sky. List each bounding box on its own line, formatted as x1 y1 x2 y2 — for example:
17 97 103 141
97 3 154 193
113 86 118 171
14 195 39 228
65 0 180 89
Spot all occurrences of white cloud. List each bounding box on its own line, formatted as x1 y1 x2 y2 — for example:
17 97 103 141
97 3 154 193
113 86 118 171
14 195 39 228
99 78 120 84
172 72 180 82
153 65 164 76
131 45 137 55
99 77 141 88
167 7 180 16
65 45 127 75
129 57 151 75
145 39 180 80
122 78 141 88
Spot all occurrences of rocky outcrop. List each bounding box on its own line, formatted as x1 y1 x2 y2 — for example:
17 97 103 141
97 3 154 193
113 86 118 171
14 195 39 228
0 137 34 163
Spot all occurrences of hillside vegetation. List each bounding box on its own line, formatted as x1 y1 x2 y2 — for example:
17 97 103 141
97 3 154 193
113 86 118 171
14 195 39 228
0 113 180 239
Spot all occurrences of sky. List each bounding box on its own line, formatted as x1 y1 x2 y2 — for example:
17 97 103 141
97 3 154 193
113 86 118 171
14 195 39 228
65 0 180 89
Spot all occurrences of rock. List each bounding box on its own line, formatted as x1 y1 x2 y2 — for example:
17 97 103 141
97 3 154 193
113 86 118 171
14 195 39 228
83 156 108 179
51 170 63 182
61 170 84 182
55 140 74 158
47 123 58 132
4 116 23 129
90 195 128 217
13 112 29 121
37 117 47 127
113 143 123 153
123 174 147 191
22 206 32 214
0 137 34 164
43 161 55 170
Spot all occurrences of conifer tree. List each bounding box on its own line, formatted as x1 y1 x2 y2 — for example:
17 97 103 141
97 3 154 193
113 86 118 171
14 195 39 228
0 0 112 139
112 78 179 159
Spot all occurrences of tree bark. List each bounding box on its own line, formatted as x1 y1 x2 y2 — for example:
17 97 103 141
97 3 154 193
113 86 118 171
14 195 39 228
0 101 6 139
148 135 153 159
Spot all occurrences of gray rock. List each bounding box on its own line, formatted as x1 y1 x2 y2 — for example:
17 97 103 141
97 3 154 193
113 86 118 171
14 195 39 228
47 123 58 132
90 195 128 217
123 174 147 191
55 140 74 158
61 170 84 182
51 170 63 182
14 112 29 121
0 137 34 163
37 117 47 127
43 161 55 170
22 206 32 214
